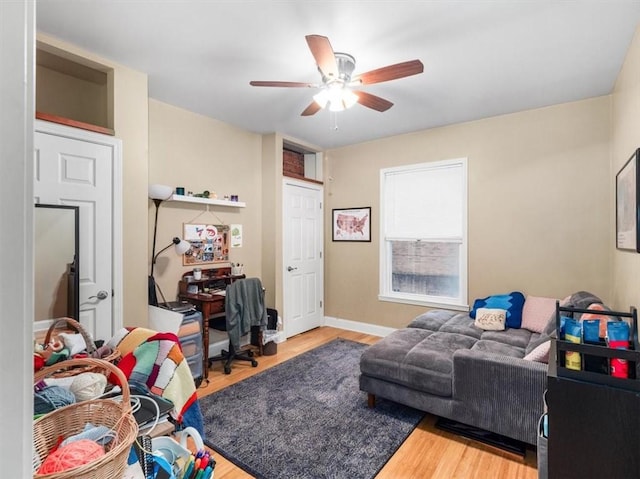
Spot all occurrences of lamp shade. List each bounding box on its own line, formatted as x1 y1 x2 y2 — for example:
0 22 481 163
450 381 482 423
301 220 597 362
149 237 190 306
174 239 191 255
148 184 173 200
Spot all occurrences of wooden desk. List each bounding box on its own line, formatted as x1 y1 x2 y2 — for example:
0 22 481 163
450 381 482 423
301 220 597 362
178 267 245 379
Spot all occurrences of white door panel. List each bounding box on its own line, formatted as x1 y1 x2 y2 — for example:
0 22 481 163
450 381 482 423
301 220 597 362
283 180 323 337
34 122 121 341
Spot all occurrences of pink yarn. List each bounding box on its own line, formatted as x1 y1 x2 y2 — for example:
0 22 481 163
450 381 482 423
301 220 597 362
37 439 105 474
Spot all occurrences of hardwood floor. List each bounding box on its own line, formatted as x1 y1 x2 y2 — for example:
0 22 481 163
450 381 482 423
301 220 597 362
195 326 539 479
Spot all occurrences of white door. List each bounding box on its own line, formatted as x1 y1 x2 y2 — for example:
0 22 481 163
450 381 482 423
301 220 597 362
34 120 122 341
283 179 324 337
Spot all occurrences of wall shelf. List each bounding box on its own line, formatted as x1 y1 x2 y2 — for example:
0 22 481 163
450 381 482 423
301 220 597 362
168 194 246 208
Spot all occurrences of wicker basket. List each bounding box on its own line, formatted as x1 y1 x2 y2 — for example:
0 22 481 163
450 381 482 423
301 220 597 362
33 358 138 479
41 318 120 378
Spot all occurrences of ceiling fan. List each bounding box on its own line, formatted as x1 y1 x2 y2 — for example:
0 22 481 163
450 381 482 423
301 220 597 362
250 34 424 116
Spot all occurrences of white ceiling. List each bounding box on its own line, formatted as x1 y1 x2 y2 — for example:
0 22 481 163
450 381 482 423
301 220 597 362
36 1 640 150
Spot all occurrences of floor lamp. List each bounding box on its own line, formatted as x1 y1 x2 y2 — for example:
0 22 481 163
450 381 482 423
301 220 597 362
148 184 187 306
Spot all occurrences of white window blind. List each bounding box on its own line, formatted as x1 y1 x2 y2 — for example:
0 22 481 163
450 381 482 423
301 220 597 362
384 163 464 239
379 158 468 309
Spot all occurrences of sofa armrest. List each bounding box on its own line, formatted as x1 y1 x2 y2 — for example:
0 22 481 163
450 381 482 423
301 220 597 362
452 349 548 444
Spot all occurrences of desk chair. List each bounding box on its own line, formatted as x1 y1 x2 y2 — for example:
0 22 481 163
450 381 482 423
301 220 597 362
208 277 267 374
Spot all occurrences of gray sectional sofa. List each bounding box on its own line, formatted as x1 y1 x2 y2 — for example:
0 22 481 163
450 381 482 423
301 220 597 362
359 309 551 446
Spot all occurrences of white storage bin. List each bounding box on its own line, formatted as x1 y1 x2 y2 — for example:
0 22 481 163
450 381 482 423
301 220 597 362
187 354 203 379
177 311 202 338
152 427 205 478
179 331 202 358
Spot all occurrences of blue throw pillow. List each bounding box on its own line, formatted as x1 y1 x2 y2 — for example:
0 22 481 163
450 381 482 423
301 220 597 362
470 292 526 329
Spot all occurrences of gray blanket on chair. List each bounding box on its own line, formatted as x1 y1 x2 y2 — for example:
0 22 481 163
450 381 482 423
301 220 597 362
225 278 267 350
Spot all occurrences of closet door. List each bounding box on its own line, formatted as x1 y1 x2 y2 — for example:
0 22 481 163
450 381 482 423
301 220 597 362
34 120 122 341
283 179 324 337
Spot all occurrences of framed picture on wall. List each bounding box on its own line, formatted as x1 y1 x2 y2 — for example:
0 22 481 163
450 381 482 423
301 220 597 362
616 148 640 252
332 207 371 242
183 223 230 264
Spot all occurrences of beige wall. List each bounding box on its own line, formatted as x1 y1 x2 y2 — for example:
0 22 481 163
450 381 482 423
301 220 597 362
325 97 612 329
36 34 149 328
148 99 263 302
260 133 281 310
611 25 640 312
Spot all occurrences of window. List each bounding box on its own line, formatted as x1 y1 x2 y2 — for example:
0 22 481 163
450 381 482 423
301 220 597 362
379 158 467 309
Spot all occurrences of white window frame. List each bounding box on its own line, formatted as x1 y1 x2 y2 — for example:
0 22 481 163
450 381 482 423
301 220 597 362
379 158 468 310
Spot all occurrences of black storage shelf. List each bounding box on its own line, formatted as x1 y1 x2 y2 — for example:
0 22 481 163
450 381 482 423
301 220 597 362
554 303 640 391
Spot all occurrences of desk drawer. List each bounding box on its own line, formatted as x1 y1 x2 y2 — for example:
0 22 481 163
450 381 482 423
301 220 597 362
207 299 224 315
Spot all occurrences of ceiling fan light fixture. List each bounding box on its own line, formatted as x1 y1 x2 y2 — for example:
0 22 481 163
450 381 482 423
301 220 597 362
313 87 358 112
313 89 330 109
339 89 358 110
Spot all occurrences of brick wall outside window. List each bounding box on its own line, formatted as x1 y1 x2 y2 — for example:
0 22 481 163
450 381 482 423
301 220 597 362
283 149 305 179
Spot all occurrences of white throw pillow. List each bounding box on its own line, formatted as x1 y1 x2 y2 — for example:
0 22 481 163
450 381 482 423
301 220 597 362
474 308 507 331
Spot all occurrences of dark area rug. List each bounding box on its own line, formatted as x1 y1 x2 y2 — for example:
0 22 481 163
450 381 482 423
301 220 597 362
200 338 424 479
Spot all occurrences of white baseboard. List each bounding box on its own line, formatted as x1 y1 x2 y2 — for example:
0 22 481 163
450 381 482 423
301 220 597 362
206 318 395 358
207 329 252 358
323 316 396 338
207 330 279 358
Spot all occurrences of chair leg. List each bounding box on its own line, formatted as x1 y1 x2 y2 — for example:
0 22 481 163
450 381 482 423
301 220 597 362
209 341 258 374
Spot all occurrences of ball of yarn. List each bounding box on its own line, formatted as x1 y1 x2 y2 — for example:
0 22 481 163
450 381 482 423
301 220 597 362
90 344 114 359
34 354 45 372
34 385 75 415
70 372 107 401
37 439 105 474
48 338 64 352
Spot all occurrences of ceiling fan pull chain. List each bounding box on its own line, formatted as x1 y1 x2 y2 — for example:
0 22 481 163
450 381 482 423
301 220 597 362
331 111 339 131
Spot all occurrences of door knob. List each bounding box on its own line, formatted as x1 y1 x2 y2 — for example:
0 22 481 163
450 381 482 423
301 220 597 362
89 290 109 300
287 266 298 272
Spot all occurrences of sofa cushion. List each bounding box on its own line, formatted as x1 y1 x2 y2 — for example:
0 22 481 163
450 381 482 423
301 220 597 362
481 327 533 350
408 309 458 331
360 327 478 397
438 313 484 339
470 292 526 328
471 339 525 357
359 328 434 384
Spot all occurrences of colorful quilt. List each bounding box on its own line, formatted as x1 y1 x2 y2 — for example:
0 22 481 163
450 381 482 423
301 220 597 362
108 327 204 437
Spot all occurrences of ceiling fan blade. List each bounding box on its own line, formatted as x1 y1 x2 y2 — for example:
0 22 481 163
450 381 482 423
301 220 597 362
353 59 424 85
250 81 313 88
354 91 394 112
305 34 338 79
301 101 322 116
